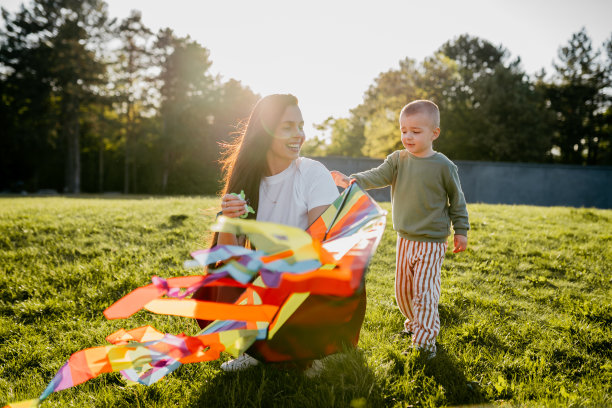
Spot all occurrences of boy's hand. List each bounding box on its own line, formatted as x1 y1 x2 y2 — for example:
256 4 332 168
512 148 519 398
331 170 350 188
453 234 468 253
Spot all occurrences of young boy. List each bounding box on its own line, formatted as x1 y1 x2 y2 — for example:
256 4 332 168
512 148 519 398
331 100 469 356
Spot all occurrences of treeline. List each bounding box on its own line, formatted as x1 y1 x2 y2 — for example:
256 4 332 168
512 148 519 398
303 31 612 165
0 0 259 194
1 2 611 195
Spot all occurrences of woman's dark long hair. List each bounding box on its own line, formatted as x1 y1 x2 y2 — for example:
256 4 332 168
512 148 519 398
210 94 299 247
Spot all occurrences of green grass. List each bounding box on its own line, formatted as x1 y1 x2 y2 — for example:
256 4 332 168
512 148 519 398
0 197 610 407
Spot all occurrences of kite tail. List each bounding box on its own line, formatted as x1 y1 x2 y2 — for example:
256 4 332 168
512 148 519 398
5 326 258 406
4 183 386 407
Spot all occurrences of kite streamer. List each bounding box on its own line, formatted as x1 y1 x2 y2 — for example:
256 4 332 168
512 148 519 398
4 182 385 407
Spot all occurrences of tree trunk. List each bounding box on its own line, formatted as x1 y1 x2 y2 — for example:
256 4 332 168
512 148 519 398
132 157 138 194
98 141 104 192
123 129 130 194
161 116 169 193
64 92 81 193
162 151 169 194
124 97 135 194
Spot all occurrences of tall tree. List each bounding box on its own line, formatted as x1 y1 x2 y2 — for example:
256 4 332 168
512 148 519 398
0 0 111 193
319 36 553 162
545 28 611 164
435 36 553 161
439 34 506 82
1 3 60 191
599 35 612 164
332 58 422 158
153 29 217 193
310 116 365 157
208 78 259 147
115 10 152 193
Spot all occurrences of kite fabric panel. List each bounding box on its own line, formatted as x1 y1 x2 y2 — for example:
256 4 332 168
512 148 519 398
4 182 386 408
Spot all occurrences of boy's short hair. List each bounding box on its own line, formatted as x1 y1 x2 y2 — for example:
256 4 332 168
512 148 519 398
400 100 440 128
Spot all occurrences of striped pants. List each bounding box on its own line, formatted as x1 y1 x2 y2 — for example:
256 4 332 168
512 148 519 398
395 237 447 352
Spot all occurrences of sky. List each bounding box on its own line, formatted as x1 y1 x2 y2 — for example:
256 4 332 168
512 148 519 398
1 0 611 139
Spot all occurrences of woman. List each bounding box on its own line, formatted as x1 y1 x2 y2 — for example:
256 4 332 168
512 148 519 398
199 94 339 371
217 93 338 243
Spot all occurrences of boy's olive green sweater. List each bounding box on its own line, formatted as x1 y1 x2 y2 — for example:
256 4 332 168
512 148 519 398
351 150 469 243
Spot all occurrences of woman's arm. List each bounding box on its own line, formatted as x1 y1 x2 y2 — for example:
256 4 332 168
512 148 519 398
217 231 239 246
304 159 340 226
307 205 329 226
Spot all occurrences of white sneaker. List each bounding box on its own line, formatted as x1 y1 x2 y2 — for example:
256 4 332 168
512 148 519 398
303 358 325 378
220 354 260 372
401 345 436 359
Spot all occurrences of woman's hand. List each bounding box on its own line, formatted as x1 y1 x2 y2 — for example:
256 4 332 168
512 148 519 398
217 194 247 246
221 194 247 218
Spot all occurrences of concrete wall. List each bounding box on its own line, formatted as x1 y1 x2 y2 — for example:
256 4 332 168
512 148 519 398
310 156 612 209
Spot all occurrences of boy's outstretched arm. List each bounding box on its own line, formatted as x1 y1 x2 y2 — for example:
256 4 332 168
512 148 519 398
331 170 351 188
453 234 468 253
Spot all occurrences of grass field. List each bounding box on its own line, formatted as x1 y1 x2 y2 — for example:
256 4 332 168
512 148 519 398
0 196 610 407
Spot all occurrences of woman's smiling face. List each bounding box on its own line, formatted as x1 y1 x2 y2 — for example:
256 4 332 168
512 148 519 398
266 104 305 173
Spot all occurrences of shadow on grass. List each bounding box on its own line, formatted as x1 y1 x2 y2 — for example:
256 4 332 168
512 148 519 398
379 334 487 406
190 348 383 408
190 345 486 407
161 214 190 229
423 346 486 406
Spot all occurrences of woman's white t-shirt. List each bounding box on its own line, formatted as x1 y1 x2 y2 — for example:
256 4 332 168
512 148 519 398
257 157 339 230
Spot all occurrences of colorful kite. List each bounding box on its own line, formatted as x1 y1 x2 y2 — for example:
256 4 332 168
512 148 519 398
4 182 386 407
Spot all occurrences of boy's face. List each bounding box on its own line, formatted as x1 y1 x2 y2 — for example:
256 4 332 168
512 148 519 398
399 112 440 158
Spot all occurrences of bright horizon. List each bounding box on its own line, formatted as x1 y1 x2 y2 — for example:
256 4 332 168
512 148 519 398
1 0 611 140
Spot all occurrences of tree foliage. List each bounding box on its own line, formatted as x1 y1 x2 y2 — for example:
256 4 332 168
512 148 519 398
1 4 610 195
316 32 611 165
543 28 611 165
115 10 152 193
1 0 111 192
0 0 258 194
